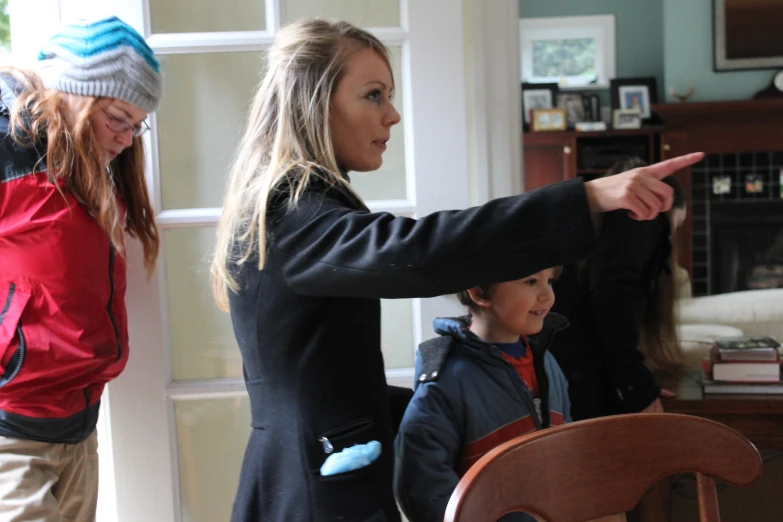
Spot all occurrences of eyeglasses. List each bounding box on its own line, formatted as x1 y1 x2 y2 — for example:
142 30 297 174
100 105 150 137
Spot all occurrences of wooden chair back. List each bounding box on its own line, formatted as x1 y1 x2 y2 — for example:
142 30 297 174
444 413 762 522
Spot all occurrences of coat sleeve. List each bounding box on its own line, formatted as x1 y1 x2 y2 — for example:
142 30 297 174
586 211 666 412
268 178 597 298
393 382 464 522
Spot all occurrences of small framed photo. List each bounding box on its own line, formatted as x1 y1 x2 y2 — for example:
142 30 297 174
712 174 732 195
522 82 558 126
612 108 642 129
610 77 658 123
745 173 764 194
556 92 585 128
531 108 567 132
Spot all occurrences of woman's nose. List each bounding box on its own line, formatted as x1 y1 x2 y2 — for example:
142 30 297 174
385 104 401 127
116 129 134 148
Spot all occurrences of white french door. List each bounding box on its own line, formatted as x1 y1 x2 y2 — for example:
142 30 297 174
17 1 474 521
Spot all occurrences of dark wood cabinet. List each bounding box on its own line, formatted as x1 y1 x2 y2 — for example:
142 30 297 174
522 128 663 191
521 133 576 191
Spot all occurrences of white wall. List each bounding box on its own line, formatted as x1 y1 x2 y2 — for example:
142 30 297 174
462 0 522 206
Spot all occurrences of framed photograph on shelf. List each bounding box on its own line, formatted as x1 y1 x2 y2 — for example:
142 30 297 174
522 82 559 126
612 108 642 129
556 93 585 128
610 77 658 122
531 108 567 132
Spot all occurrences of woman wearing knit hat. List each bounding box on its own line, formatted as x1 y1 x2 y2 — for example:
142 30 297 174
0 16 162 521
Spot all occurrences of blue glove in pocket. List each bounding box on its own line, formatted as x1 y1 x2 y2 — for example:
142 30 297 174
319 440 382 476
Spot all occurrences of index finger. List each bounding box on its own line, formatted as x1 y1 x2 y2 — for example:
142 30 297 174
645 152 705 180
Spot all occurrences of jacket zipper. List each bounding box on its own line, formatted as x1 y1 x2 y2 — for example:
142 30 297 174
107 246 122 362
0 324 26 387
532 348 551 428
0 284 27 388
495 356 543 431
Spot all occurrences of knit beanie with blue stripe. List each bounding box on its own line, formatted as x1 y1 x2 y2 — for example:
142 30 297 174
37 16 163 113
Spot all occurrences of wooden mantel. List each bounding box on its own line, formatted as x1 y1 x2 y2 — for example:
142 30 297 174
652 99 783 153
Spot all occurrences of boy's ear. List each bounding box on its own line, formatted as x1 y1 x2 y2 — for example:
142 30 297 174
466 287 491 309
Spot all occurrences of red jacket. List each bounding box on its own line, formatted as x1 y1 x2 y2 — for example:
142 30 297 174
0 74 129 443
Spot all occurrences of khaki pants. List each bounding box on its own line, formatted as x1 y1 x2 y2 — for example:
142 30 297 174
0 431 98 522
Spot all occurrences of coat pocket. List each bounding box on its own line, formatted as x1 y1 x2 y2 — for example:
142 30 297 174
313 418 379 477
0 283 31 388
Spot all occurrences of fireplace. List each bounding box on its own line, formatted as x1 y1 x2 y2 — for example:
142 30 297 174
690 152 783 296
653 98 783 297
711 202 783 294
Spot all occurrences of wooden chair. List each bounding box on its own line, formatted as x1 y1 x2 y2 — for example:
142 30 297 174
444 413 762 522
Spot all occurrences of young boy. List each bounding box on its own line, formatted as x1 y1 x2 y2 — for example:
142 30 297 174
393 267 571 522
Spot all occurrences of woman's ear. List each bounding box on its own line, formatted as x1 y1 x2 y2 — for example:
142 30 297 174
466 287 492 309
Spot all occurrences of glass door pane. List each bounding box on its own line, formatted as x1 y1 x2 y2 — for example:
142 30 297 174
163 227 241 381
175 397 250 522
157 51 266 210
283 0 399 27
150 0 267 33
381 299 415 369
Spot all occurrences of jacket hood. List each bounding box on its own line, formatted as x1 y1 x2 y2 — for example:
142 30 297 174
0 72 25 116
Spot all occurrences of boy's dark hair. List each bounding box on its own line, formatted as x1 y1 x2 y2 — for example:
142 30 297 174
456 284 495 313
456 266 563 314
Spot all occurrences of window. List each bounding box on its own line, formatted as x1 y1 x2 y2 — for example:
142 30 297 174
519 15 615 89
0 0 9 59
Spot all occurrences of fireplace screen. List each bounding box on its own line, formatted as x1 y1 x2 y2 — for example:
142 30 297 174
713 223 783 294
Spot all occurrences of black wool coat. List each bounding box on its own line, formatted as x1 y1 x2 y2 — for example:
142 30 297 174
228 175 598 522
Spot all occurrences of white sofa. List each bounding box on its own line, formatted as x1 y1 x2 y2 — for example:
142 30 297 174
676 288 783 369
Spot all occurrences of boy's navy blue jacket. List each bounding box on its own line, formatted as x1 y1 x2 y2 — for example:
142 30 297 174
394 314 571 522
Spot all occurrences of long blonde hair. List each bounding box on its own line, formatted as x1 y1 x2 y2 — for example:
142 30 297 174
3 68 159 272
211 19 390 311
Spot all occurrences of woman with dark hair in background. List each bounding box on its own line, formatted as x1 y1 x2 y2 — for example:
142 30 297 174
550 156 688 420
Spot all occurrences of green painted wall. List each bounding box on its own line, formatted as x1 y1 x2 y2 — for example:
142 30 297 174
519 0 778 102
663 0 773 102
519 0 665 100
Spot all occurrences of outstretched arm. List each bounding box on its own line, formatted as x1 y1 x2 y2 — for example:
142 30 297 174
584 152 703 219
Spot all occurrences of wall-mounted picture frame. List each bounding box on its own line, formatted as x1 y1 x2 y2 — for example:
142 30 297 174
531 108 567 132
610 77 658 123
713 0 783 71
522 82 559 127
612 108 642 129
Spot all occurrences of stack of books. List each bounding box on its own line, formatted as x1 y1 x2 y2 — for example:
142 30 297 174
701 336 783 394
